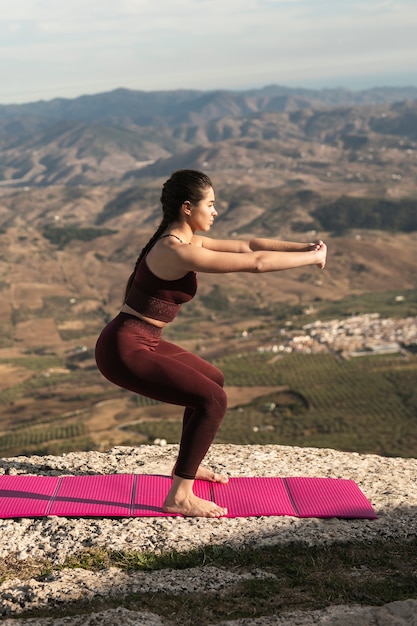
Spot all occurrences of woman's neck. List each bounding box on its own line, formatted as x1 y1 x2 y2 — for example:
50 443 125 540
163 224 194 244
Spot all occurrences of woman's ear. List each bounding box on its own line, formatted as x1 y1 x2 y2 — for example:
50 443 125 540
182 201 192 216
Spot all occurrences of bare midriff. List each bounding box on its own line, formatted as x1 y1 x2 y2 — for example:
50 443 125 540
120 303 167 328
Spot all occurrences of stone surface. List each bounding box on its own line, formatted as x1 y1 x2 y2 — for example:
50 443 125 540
0 444 416 625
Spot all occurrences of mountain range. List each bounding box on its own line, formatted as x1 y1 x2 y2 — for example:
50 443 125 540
0 83 416 324
0 85 417 460
1 84 417 187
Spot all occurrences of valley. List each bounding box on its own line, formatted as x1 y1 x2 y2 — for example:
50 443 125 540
0 85 416 459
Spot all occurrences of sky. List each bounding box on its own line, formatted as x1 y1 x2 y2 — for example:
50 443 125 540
0 0 416 105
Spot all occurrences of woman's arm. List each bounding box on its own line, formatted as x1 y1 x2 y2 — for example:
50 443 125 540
195 235 322 254
174 240 327 274
248 237 322 253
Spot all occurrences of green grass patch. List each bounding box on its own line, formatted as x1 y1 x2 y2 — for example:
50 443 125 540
4 539 417 623
0 355 64 370
125 419 182 443
173 289 417 335
0 371 71 406
213 352 417 457
122 352 417 457
0 323 14 348
43 225 117 249
0 421 88 455
313 288 417 320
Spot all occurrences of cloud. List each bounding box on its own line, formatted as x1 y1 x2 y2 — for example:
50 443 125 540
0 0 416 103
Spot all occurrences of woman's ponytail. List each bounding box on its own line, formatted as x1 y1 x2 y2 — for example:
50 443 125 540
123 217 170 302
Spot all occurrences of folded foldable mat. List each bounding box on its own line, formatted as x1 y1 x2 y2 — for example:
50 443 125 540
0 474 377 519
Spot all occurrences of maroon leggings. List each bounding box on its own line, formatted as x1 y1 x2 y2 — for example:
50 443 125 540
95 313 227 479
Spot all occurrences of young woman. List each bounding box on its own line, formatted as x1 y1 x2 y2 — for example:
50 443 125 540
95 169 327 518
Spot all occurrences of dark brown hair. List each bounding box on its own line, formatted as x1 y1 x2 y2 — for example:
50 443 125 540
124 169 213 301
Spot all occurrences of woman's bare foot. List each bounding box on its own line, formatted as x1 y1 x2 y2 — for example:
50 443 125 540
163 475 228 518
171 464 229 484
163 492 227 518
195 466 229 484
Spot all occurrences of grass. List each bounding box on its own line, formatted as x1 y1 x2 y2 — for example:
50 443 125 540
0 370 75 406
2 539 416 623
0 421 88 455
0 291 416 621
0 355 64 370
0 288 416 458
285 288 417 326
126 351 417 458
0 348 416 457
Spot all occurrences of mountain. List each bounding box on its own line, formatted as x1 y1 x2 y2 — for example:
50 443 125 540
2 85 417 124
1 85 417 186
0 85 417 462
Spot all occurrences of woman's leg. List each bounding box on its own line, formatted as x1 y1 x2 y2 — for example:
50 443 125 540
160 344 229 484
173 406 228 484
96 319 228 516
152 341 229 517
149 339 228 478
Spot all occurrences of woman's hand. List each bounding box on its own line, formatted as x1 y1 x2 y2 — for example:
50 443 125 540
313 240 327 269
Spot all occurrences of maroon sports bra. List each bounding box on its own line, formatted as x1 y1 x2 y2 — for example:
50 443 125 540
125 255 197 323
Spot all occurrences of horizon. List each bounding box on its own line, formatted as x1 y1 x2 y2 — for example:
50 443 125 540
1 80 417 108
1 0 416 106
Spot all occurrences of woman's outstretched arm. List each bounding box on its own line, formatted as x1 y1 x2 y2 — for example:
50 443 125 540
171 239 327 274
194 234 323 254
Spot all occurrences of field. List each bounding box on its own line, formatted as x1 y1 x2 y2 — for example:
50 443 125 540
0 287 416 459
128 351 417 458
1 175 417 462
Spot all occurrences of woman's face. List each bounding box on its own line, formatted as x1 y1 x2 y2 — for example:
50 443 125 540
189 186 217 232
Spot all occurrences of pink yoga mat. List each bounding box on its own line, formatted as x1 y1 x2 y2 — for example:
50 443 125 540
0 474 377 519
49 474 135 517
284 477 377 519
133 475 213 516
213 477 296 517
0 475 59 518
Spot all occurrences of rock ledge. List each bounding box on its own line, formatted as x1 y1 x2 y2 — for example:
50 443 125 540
0 444 416 625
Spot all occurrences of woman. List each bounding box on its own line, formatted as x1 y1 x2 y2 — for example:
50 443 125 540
95 169 327 518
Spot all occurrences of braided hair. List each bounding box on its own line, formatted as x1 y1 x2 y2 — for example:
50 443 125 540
123 170 213 301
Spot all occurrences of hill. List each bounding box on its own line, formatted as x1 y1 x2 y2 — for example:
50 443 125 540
0 87 416 624
0 85 417 186
0 85 416 459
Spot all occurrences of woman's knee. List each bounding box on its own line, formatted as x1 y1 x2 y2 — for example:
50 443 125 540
215 370 225 388
209 365 225 388
208 385 228 419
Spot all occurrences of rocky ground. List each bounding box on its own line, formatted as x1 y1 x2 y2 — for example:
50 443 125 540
0 444 416 625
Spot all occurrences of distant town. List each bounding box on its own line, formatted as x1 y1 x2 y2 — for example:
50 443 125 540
257 313 417 358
